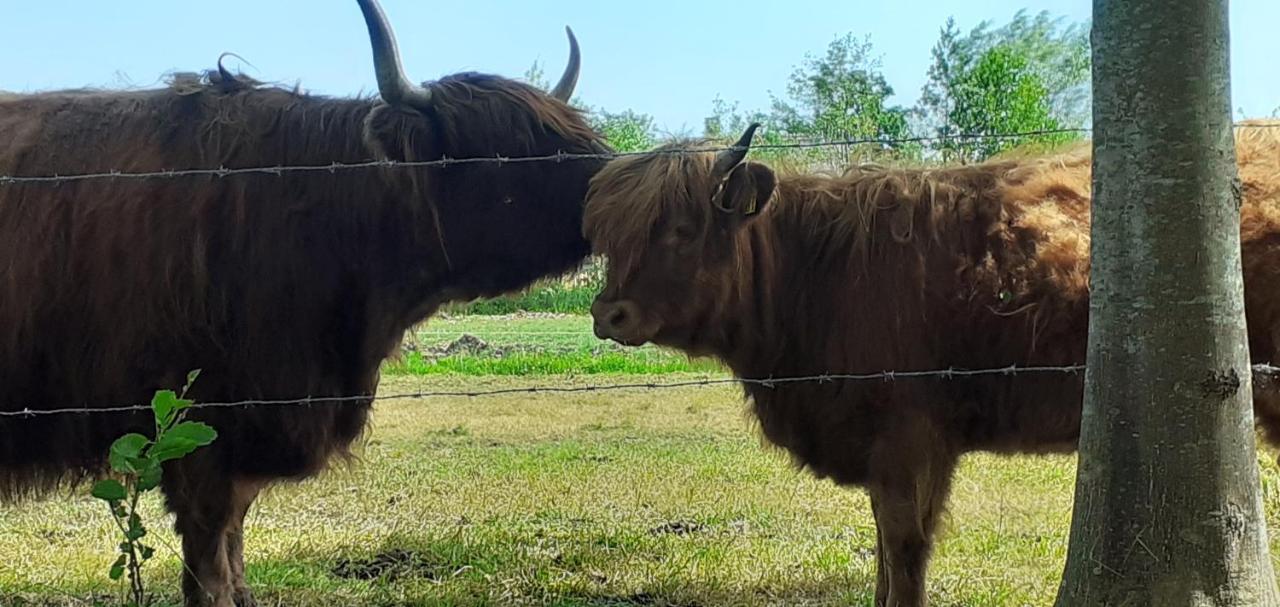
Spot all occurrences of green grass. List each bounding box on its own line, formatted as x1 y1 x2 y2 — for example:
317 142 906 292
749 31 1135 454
442 283 598 316
389 350 722 376
385 314 722 376
442 261 603 316
9 316 1280 606
7 373 1280 606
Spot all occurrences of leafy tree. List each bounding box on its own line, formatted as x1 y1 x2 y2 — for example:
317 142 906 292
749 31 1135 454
591 109 657 153
523 61 658 153
522 61 551 92
985 10 1090 125
918 18 973 147
769 34 912 142
947 44 1070 161
705 34 920 165
703 97 801 165
918 10 1090 160
704 96 765 140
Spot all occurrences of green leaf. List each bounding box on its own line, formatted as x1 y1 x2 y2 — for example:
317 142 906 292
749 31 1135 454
139 545 155 560
125 518 147 540
151 389 182 429
109 555 127 580
151 422 217 463
136 461 162 492
185 369 202 390
107 434 150 474
125 455 151 473
91 480 127 502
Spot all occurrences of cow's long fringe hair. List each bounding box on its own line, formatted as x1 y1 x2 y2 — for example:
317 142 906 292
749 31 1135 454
0 71 603 501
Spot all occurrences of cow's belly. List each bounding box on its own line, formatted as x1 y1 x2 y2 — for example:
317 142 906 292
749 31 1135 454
747 387 880 486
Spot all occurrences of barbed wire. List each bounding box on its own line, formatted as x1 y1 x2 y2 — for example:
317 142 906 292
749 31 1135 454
0 360 1260 423
0 128 1094 185
2 120 1278 419
10 359 1280 419
3 123 1278 186
0 363 1087 418
8 360 1280 418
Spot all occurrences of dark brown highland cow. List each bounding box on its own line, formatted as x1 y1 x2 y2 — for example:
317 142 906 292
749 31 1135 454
0 1 609 605
586 121 1280 607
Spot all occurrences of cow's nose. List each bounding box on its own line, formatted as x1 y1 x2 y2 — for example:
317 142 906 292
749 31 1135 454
591 299 643 342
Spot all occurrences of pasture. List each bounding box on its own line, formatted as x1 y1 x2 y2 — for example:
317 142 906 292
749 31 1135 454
6 310 1280 606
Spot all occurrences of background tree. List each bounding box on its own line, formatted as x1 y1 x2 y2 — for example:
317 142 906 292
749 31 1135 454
768 34 912 143
705 34 919 166
1055 0 1279 604
703 96 800 163
590 109 657 153
524 62 658 153
918 10 1090 160
945 44 1071 161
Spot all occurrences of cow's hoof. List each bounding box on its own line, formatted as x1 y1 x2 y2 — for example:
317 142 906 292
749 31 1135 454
234 587 258 607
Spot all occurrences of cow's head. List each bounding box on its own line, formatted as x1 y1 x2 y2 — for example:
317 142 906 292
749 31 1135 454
356 0 610 298
585 124 776 350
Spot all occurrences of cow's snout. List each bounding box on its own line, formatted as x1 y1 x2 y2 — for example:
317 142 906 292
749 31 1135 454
591 298 647 344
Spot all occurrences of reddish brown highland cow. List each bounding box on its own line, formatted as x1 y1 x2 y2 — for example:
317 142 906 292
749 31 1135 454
586 121 1280 607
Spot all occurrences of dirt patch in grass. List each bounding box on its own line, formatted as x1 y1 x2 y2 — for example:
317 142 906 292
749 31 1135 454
331 549 442 581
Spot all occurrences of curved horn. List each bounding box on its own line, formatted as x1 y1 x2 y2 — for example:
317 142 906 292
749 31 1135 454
216 52 254 82
216 52 236 83
356 0 433 108
712 122 761 175
550 26 580 102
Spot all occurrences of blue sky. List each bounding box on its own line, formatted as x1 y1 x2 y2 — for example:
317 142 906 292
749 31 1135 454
1 1 1276 134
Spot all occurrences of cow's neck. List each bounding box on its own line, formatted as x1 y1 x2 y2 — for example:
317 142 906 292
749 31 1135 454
716 173 933 382
711 185 840 378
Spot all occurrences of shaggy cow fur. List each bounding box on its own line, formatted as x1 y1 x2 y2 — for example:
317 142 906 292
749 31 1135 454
0 12 607 607
585 120 1280 607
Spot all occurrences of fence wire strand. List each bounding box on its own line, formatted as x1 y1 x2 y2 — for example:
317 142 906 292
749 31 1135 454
0 364 1091 418
7 361 1280 418
0 362 1275 419
1 123 1277 185
3 122 1280 418
6 122 1279 185
0 128 1095 185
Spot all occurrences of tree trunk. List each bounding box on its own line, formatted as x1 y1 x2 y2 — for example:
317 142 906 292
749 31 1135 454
1055 0 1279 605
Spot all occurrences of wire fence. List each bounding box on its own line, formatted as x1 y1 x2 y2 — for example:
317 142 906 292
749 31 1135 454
0 128 1089 184
0 123 1274 185
2 124 1278 419
5 362 1280 419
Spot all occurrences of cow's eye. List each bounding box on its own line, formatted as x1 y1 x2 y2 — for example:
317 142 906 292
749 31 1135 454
672 224 697 241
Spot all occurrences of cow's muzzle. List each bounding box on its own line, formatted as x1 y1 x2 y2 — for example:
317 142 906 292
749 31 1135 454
591 298 651 345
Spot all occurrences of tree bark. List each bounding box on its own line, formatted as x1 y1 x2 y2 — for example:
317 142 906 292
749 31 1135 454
1055 0 1279 605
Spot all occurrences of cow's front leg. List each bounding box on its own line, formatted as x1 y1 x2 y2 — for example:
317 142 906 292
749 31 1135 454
163 453 237 607
227 478 265 607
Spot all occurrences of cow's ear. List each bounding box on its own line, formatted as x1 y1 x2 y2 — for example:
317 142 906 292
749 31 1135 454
713 161 776 227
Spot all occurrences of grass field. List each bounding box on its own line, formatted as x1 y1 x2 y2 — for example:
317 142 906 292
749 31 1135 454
389 314 722 376
4 315 1280 606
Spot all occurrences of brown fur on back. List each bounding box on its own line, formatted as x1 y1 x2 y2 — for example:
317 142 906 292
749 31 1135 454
1 71 607 500
586 121 1280 483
